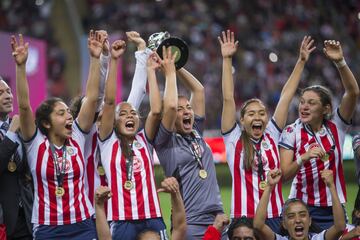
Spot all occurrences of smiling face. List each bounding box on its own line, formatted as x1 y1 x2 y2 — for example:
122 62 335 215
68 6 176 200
298 90 330 127
0 80 13 118
115 102 139 137
282 201 311 240
240 100 268 140
45 101 74 141
175 96 194 135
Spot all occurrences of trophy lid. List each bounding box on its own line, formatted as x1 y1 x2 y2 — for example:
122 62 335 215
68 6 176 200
148 31 170 50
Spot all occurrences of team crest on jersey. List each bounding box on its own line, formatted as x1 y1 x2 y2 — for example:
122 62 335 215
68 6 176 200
261 141 270 150
133 156 143 172
309 142 320 150
286 126 294 133
318 127 326 137
133 140 142 149
66 146 77 156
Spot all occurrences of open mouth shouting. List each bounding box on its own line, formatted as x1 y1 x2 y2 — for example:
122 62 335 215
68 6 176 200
183 116 192 130
294 225 305 238
65 122 73 131
125 120 135 131
251 122 263 137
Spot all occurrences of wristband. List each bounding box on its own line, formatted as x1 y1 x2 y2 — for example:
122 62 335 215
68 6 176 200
334 58 347 68
296 155 303 166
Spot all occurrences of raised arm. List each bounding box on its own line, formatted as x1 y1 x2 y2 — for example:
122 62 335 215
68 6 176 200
97 30 110 112
177 68 204 117
144 53 162 141
321 170 346 240
126 31 151 110
161 46 178 131
99 40 126 140
157 177 186 240
218 30 239 133
95 186 112 240
273 36 316 129
253 169 282 240
323 40 359 122
77 30 104 132
11 34 36 140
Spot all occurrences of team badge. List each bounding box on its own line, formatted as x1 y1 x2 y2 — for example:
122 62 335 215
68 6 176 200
318 127 326 136
133 140 142 149
286 126 294 133
66 146 77 156
261 141 270 150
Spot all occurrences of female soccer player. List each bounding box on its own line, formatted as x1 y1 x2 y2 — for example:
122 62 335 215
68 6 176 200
279 40 359 230
98 46 175 239
11 31 103 239
153 52 225 239
219 29 315 232
254 169 345 240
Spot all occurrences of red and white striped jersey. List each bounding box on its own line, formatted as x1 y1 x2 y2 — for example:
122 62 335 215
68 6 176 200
84 125 108 206
223 118 284 218
279 109 349 206
98 129 162 221
24 122 94 225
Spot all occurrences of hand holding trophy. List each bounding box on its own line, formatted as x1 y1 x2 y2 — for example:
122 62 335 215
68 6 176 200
148 31 188 69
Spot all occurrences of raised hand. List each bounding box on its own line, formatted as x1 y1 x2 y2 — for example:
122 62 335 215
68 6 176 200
10 34 29 65
97 30 110 55
88 30 105 58
320 169 334 187
110 40 126 59
299 36 316 62
157 177 179 193
323 40 344 62
126 31 146 51
9 114 20 133
267 169 282 187
95 185 112 205
147 52 161 70
218 29 239 58
213 214 230 232
160 46 177 76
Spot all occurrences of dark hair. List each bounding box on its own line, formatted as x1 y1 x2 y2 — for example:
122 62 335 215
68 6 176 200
69 95 85 119
136 230 160 240
228 216 258 240
300 85 333 120
280 198 321 234
69 95 99 122
239 98 266 170
35 97 64 136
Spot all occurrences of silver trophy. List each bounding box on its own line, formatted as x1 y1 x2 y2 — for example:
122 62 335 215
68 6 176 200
148 31 188 69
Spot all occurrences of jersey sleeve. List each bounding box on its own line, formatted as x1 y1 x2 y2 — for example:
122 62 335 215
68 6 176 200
266 117 283 143
222 123 241 169
279 124 296 150
127 48 152 110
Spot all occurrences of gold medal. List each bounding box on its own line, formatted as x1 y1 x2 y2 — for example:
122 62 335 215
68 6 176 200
259 181 267 190
321 153 329 162
124 180 133 190
199 169 208 179
97 166 105 176
55 186 65 197
7 161 17 172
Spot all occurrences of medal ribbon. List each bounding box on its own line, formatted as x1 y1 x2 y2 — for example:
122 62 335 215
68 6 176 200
96 144 104 169
183 132 204 170
50 143 67 188
125 142 134 182
253 140 265 182
307 123 336 155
